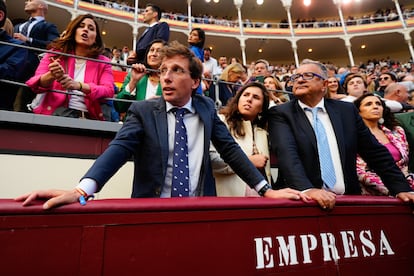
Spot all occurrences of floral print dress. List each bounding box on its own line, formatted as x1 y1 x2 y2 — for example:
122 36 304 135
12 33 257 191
357 125 414 195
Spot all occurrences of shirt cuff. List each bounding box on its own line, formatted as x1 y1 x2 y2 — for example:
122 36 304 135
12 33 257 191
254 180 268 192
77 178 98 196
125 82 136 96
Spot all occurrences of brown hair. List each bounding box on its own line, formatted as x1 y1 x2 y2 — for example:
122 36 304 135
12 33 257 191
160 40 202 82
220 82 270 137
343 73 367 92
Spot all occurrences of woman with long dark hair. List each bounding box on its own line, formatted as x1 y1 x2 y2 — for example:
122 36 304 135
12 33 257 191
26 14 114 120
354 93 414 195
188 27 205 63
188 27 205 94
211 82 300 197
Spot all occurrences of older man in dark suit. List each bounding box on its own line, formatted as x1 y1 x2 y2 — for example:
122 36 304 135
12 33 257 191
268 59 414 209
13 0 59 111
128 3 169 64
17 41 305 209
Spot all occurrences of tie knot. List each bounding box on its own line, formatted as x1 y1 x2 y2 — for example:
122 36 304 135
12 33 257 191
305 107 322 118
173 108 188 118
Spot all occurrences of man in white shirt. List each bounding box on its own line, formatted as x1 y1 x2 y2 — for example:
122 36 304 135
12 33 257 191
268 59 414 210
203 48 218 76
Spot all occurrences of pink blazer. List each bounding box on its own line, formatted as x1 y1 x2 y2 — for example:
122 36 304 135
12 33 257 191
26 52 114 120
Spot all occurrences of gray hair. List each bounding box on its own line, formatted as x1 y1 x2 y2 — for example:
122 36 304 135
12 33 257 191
255 59 270 70
300 59 328 79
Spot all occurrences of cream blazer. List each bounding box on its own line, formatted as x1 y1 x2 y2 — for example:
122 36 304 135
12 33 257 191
210 114 271 196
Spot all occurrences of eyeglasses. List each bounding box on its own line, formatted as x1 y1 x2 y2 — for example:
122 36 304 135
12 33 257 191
290 72 326 82
159 67 189 76
379 76 390 81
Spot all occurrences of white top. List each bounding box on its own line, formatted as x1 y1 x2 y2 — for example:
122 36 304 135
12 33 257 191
203 57 219 76
68 59 87 112
144 80 159 99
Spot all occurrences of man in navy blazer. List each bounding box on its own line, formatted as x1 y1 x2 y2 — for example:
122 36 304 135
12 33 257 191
268 59 414 209
129 3 169 64
13 0 59 111
17 41 304 209
13 0 59 78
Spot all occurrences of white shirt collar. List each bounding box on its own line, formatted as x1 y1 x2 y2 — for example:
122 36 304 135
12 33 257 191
31 16 45 22
298 98 327 113
166 98 194 114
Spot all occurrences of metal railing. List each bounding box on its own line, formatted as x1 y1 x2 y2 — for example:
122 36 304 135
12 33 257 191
0 40 292 112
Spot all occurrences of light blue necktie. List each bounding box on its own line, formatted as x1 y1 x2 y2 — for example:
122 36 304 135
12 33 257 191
307 107 336 189
171 108 190 197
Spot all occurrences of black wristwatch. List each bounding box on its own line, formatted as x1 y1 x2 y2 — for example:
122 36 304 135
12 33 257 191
258 183 271 197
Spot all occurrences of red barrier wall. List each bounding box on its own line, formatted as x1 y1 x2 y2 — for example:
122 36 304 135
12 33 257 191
0 196 413 275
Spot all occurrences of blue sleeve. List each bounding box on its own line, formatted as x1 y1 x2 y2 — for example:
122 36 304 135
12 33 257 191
0 40 28 80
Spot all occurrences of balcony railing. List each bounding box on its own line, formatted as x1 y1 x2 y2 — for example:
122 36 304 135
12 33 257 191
67 0 414 38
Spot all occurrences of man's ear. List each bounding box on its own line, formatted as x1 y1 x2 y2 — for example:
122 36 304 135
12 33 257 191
322 79 328 93
0 11 4 23
191 78 200 91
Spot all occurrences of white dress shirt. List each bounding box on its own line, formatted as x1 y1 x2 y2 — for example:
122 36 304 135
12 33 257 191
298 99 345 194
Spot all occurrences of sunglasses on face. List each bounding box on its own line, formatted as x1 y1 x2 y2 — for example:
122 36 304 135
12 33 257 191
379 76 390 81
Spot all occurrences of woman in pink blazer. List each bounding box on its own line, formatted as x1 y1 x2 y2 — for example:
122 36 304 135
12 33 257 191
26 14 114 120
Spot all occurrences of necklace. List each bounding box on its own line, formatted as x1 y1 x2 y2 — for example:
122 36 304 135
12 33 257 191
74 59 87 86
148 74 159 83
75 58 86 69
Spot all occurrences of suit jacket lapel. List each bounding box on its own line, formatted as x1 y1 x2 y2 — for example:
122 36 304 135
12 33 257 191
293 101 317 150
192 96 210 156
325 101 346 167
138 25 151 43
153 98 169 173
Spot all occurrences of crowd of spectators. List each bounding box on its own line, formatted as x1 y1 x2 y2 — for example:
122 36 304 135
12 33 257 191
80 0 414 30
2 1 414 208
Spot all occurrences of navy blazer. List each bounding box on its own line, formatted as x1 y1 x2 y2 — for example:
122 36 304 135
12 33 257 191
14 20 59 77
83 94 264 198
14 20 59 50
0 30 28 110
135 22 170 63
268 99 412 196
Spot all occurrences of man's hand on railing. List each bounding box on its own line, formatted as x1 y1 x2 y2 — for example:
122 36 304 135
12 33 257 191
15 189 80 209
